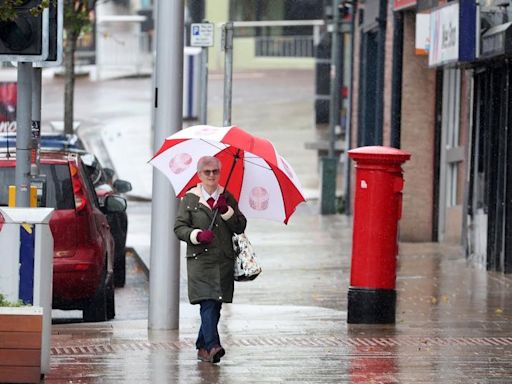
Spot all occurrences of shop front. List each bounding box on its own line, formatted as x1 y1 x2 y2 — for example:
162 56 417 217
467 10 512 272
426 0 475 244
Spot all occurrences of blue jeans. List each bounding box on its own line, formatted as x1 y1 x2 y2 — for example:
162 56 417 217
196 300 222 351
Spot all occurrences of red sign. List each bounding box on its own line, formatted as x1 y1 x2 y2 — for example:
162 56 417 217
0 82 17 133
394 0 417 10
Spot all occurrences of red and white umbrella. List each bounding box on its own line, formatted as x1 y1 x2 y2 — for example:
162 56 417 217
149 125 305 224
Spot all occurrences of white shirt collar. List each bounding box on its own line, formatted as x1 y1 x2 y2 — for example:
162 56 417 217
200 185 220 201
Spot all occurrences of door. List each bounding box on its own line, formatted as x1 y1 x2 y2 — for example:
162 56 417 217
438 68 465 243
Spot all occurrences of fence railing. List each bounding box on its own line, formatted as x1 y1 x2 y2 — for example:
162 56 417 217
255 35 315 58
232 20 324 59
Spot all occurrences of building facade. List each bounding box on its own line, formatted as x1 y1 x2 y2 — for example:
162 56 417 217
350 0 443 242
349 0 512 273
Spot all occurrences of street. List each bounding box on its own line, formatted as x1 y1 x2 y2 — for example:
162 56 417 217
2 68 512 382
1 0 510 381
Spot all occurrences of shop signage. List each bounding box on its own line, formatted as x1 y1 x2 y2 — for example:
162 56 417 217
428 0 476 66
416 13 430 55
394 0 417 11
429 2 459 66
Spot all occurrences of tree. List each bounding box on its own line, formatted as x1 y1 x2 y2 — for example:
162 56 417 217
0 0 50 22
63 0 96 134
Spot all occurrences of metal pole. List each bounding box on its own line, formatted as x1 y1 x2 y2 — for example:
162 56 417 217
343 1 358 217
31 67 42 175
15 63 33 208
374 0 387 144
320 0 341 215
390 11 403 149
186 0 205 46
149 0 158 152
329 0 341 159
223 21 234 126
149 0 184 331
199 46 208 125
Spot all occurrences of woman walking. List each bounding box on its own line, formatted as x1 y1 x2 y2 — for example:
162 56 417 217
174 156 247 363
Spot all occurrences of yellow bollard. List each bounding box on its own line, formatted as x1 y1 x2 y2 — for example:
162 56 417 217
30 185 37 208
8 185 15 207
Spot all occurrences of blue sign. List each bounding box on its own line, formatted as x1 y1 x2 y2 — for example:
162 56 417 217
459 0 476 62
19 224 35 304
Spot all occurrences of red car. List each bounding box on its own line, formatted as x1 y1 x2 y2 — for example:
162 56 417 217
0 150 127 322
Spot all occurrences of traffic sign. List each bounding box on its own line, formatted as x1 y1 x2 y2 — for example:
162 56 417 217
190 23 214 47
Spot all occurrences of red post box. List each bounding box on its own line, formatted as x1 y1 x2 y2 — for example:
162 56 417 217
347 146 411 324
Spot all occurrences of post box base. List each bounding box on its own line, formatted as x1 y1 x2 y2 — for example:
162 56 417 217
347 287 396 324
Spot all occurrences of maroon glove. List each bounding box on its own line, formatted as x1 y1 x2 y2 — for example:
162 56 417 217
197 230 214 244
215 195 229 214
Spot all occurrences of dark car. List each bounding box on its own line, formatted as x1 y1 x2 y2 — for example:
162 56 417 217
0 133 132 287
81 153 132 287
0 150 127 322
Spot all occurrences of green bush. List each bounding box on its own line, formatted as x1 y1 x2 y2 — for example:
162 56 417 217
0 293 25 307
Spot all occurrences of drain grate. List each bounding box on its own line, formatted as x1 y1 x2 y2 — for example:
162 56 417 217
50 336 512 356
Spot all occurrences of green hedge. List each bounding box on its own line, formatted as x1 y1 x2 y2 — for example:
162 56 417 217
0 293 24 307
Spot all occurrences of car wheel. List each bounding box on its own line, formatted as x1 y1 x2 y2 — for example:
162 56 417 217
83 267 108 323
114 240 126 288
114 256 126 288
113 213 127 288
106 273 115 320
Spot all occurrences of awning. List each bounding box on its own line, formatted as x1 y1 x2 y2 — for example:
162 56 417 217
481 21 512 58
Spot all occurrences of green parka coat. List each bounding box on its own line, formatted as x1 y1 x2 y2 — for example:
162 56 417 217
174 185 247 304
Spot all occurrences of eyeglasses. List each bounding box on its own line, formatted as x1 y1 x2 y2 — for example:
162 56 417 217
202 169 220 176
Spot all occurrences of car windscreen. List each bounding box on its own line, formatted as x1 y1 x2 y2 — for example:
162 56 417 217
0 164 74 209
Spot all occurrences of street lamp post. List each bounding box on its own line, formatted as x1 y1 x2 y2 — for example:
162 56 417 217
320 0 342 215
149 0 184 330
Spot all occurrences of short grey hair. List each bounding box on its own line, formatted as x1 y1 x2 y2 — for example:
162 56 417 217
197 156 221 172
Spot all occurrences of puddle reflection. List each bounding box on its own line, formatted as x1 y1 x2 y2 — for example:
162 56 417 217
348 344 398 384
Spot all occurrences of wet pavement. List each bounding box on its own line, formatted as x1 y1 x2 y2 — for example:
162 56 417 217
45 209 512 383
6 68 512 382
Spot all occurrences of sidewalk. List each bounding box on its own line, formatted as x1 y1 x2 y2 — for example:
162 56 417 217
47 209 512 383
46 70 512 383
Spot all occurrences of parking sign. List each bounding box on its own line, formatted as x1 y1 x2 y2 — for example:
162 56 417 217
190 23 214 47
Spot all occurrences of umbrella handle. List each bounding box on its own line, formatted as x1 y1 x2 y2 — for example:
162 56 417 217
208 210 218 231
222 149 240 194
208 149 241 231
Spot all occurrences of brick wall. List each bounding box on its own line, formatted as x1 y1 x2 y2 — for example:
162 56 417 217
399 12 437 242
349 9 437 242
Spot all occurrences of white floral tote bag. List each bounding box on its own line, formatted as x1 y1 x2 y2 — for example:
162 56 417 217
232 233 262 281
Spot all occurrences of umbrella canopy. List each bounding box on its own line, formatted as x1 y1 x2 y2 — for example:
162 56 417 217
149 125 305 224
